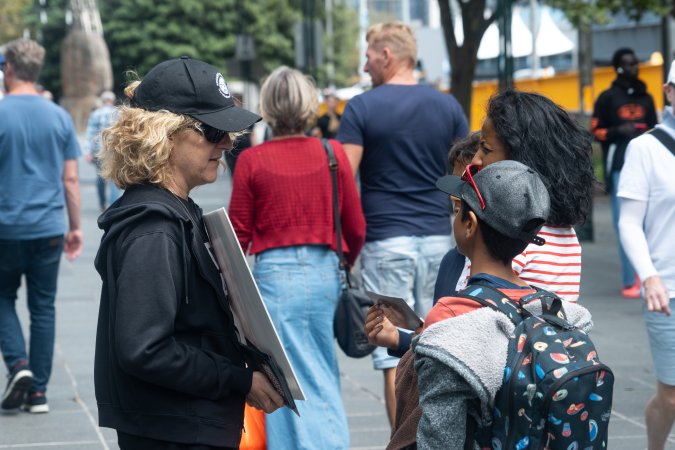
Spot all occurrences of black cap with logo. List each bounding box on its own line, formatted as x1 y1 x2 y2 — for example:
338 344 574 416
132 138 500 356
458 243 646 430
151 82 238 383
131 56 261 132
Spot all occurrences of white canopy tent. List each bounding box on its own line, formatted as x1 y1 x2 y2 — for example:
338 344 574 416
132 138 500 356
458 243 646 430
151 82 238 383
453 6 574 60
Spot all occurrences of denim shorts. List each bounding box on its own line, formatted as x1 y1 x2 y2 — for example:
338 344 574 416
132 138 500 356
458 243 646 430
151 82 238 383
360 235 451 370
643 298 675 385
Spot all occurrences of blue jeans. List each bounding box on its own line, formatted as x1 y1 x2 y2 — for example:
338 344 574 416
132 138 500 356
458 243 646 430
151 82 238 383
94 160 120 209
360 235 451 369
0 236 63 393
610 171 636 287
254 245 349 450
96 175 120 209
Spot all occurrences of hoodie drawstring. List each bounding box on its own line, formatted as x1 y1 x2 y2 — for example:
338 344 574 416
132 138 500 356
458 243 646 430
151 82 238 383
179 220 189 304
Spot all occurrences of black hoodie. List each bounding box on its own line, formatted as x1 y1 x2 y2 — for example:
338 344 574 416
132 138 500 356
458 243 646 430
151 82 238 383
591 78 657 189
94 183 252 447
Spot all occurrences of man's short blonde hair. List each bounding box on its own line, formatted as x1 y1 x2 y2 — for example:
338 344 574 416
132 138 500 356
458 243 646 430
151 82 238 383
100 81 200 189
260 66 318 136
5 38 45 82
366 22 417 67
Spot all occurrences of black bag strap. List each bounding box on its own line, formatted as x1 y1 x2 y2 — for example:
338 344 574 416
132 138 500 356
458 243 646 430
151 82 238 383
648 127 675 157
458 283 569 327
458 284 525 326
321 138 353 287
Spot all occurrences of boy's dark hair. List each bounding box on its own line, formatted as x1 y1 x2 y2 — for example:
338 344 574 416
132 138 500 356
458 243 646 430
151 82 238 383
486 89 595 227
448 132 480 172
612 47 635 68
460 199 529 265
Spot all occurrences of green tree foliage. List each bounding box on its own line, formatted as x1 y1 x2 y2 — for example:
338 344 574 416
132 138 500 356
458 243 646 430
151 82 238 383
0 0 32 43
316 1 359 87
21 0 68 99
100 0 238 90
547 0 668 28
240 0 300 74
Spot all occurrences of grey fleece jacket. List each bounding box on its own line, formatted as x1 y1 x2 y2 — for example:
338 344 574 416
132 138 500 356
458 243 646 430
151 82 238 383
413 300 593 450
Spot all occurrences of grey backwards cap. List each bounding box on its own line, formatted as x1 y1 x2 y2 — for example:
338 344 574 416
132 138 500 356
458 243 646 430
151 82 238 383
436 160 551 246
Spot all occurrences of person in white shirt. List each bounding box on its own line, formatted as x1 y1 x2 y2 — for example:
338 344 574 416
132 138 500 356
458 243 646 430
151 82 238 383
618 60 675 450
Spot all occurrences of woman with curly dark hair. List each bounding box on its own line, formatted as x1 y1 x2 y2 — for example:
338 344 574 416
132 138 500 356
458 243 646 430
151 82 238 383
453 89 596 302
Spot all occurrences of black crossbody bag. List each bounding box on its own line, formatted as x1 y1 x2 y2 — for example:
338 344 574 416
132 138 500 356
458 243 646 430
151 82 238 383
321 138 376 358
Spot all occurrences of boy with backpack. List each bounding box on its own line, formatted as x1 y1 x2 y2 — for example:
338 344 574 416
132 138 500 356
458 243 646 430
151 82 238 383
409 160 613 449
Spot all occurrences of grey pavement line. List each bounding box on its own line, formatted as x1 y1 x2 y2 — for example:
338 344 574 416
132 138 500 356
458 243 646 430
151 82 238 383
0 441 101 448
629 376 658 389
56 345 110 450
340 372 385 405
611 409 675 444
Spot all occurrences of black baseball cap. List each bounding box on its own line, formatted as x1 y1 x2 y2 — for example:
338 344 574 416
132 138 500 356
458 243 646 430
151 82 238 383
131 56 261 132
436 160 551 246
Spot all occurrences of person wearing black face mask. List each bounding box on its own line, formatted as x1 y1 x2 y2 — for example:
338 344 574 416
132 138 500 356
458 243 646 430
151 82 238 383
591 47 657 299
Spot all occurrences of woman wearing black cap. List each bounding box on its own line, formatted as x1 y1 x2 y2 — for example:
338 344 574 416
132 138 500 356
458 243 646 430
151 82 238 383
93 57 283 450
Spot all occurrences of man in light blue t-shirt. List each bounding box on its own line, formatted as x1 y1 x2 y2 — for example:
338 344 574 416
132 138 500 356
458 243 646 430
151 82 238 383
337 21 468 425
0 38 82 414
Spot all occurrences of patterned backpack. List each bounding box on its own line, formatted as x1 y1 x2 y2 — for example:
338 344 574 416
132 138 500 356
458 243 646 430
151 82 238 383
459 284 614 450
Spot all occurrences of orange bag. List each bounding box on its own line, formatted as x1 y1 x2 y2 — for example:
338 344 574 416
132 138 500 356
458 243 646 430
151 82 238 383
240 404 266 450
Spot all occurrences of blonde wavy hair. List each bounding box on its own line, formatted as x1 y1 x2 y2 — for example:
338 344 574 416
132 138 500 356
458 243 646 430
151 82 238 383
366 22 417 68
259 66 318 136
100 81 237 189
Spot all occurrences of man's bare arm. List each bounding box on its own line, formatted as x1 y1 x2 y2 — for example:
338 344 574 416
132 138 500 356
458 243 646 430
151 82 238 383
341 143 364 176
62 159 83 261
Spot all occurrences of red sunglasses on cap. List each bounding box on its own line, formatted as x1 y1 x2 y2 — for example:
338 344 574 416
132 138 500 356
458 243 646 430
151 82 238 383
462 164 486 210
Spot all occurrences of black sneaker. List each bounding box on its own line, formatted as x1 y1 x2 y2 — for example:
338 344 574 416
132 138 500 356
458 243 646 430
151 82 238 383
22 391 49 414
1 363 34 410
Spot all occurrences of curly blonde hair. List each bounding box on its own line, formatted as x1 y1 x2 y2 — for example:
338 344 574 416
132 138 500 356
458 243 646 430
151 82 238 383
100 81 236 189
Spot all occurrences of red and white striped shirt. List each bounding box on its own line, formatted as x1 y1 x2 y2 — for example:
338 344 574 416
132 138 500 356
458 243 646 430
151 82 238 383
455 225 581 302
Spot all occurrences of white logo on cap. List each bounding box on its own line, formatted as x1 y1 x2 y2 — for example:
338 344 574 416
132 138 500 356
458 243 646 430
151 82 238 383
216 73 231 99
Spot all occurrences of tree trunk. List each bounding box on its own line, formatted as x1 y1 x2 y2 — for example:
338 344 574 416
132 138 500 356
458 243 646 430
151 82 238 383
439 0 496 126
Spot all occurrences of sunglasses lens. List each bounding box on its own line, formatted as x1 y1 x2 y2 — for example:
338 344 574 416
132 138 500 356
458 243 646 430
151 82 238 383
201 124 227 144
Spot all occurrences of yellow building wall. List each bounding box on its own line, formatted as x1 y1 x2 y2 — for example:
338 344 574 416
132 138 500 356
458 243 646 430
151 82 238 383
469 62 664 131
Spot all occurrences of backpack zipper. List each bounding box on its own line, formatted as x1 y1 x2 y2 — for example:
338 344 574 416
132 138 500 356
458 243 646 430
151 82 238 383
536 363 613 450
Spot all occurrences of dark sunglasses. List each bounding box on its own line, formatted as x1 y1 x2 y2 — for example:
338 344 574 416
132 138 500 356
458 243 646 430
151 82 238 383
461 164 486 210
199 123 228 144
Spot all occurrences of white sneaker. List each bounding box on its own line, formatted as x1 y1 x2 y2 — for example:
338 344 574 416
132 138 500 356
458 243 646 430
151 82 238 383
1 366 33 410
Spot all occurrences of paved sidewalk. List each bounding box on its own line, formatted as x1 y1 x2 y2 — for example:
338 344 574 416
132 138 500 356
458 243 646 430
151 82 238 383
0 161 673 449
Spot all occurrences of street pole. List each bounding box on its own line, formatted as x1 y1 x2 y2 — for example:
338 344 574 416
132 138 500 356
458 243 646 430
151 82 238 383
358 0 368 80
326 0 335 87
497 0 514 91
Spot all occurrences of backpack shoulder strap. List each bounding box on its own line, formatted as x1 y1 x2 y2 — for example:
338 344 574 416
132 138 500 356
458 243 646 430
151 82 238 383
457 284 524 326
648 127 675 157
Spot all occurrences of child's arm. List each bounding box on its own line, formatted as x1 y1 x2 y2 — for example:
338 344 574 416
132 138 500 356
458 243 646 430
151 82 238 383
416 356 477 449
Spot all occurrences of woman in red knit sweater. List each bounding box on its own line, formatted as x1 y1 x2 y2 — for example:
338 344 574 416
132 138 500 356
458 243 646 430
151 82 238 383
229 66 366 450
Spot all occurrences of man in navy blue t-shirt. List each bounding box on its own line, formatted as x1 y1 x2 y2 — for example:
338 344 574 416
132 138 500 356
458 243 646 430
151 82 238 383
337 21 468 425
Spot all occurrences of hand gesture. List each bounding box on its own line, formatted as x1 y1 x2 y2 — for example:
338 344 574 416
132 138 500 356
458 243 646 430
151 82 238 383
246 371 284 414
644 275 671 316
364 304 400 349
64 229 83 261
